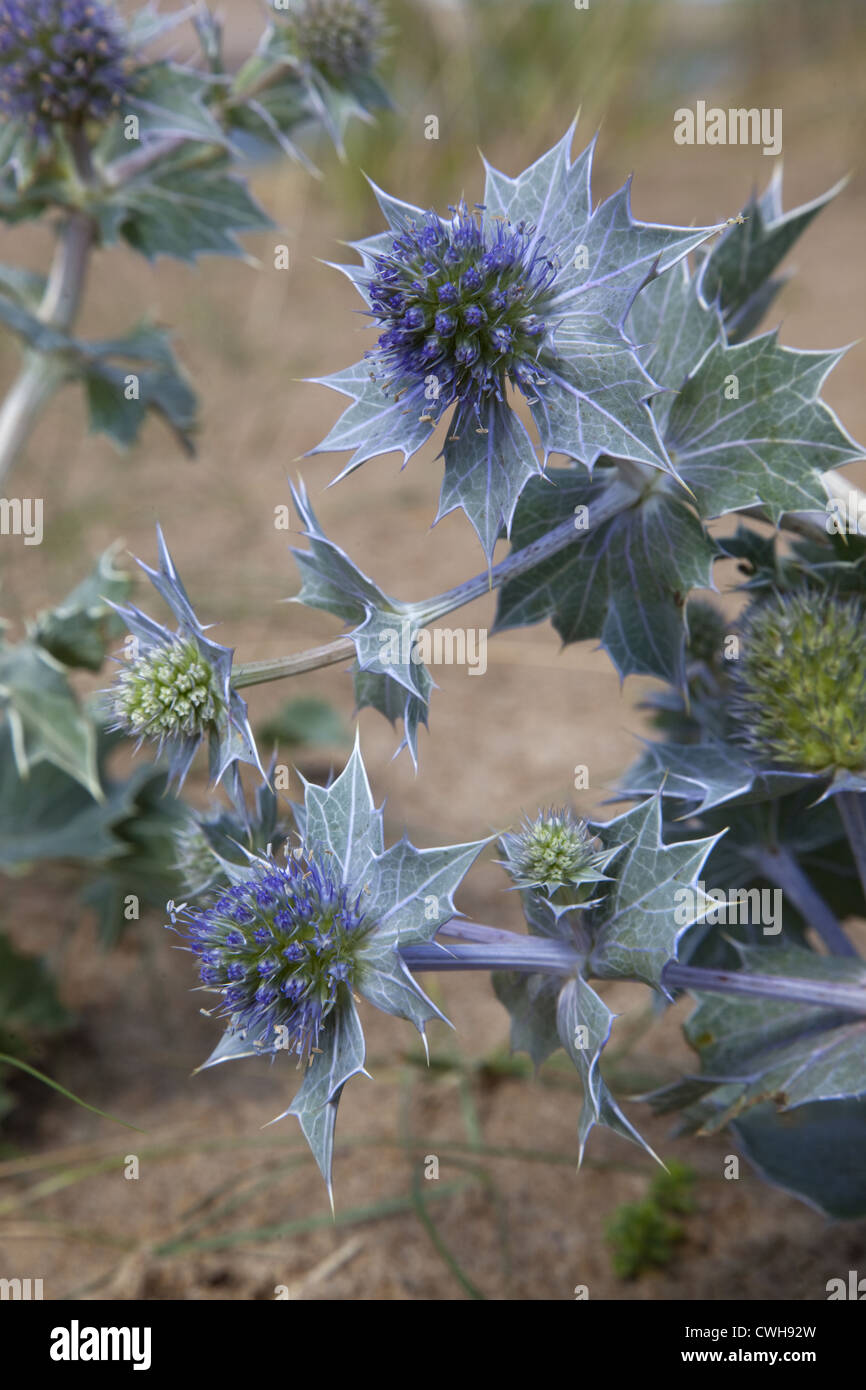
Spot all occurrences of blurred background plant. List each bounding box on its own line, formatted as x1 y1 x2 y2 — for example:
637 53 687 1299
605 1160 697 1280
0 0 391 1119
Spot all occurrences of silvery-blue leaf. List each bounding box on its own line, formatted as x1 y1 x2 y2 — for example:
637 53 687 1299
732 1098 866 1219
197 1023 278 1070
588 795 721 992
0 303 198 456
492 968 563 1070
698 168 847 342
285 996 367 1205
367 835 491 949
438 399 541 558
628 259 724 437
289 479 390 623
495 468 717 685
557 975 661 1164
621 738 811 815
0 641 102 800
289 484 434 746
300 730 384 883
308 365 434 477
103 161 273 263
0 724 120 867
666 335 863 521
31 545 131 673
353 667 430 768
82 323 197 455
355 943 450 1043
119 63 226 146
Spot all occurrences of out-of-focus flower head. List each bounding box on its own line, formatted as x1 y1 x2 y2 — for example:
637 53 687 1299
0 0 133 139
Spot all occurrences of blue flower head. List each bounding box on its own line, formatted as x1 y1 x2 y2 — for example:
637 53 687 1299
106 525 264 796
0 0 133 139
180 736 489 1201
175 849 370 1062
311 125 722 558
368 200 556 424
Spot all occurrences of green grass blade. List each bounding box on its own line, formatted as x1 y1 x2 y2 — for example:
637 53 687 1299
0 1053 145 1132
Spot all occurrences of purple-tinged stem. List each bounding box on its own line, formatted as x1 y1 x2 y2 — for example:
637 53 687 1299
837 791 866 907
750 844 857 958
403 921 866 1014
664 961 866 1014
401 939 581 975
435 920 529 945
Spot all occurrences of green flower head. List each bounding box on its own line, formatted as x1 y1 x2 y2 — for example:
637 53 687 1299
105 525 264 799
288 0 385 84
735 590 866 774
500 808 618 896
114 637 222 743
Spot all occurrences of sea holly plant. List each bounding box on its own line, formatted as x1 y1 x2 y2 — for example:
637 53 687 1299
6 100 866 1221
77 123 866 1214
100 515 866 1209
0 0 392 482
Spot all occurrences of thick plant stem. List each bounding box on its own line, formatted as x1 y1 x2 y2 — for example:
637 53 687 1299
436 920 532 945
401 939 581 975
401 926 866 1013
837 790 866 905
0 207 96 485
751 843 858 958
0 357 67 484
232 481 638 689
40 207 94 326
664 961 866 1015
232 636 356 688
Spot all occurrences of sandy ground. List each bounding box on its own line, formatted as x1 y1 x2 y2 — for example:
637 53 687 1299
1 0 865 1299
